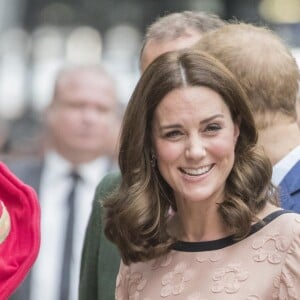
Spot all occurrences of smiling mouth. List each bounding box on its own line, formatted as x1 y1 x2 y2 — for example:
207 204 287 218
180 164 214 176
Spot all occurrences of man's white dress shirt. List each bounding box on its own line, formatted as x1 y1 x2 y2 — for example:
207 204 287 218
272 145 300 186
30 151 111 300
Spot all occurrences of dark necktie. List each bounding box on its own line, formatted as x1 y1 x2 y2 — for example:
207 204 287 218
59 171 80 300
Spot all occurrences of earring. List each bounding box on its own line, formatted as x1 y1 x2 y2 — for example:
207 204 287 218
150 153 156 168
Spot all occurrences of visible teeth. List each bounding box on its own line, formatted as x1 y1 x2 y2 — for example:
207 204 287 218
182 165 211 176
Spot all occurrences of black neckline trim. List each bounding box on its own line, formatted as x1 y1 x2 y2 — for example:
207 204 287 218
172 210 294 252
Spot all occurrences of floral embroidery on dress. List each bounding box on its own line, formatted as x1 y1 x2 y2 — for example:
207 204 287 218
272 272 297 299
211 263 249 294
127 272 147 300
151 252 173 270
252 233 290 264
160 262 193 297
196 250 222 263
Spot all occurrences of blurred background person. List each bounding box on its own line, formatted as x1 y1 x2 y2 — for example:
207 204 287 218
8 64 121 300
196 23 300 211
79 10 226 300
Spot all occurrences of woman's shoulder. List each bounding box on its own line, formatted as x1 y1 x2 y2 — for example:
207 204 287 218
272 210 300 232
252 207 300 240
255 203 300 228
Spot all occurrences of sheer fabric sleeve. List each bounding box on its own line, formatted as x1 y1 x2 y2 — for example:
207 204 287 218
275 217 300 299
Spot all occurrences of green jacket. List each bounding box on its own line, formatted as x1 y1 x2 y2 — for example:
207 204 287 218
79 171 121 300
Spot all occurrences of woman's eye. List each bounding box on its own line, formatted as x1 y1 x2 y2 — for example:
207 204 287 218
164 130 182 138
205 123 221 132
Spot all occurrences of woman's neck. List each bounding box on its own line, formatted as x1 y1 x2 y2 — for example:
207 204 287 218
168 205 230 242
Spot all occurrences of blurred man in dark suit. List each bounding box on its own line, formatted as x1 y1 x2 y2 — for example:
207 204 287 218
9 64 120 300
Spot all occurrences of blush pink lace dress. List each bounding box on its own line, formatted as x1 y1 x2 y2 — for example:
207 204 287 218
116 210 300 299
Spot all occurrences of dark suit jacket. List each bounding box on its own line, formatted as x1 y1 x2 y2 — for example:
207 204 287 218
79 171 121 300
279 160 300 213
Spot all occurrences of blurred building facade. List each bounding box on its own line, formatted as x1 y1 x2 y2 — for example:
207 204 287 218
0 0 299 157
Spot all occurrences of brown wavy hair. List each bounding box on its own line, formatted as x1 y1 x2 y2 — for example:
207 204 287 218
104 49 277 265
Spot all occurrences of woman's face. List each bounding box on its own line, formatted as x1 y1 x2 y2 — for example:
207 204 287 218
152 86 239 206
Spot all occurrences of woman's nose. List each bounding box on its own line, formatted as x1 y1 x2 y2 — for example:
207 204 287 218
185 136 206 159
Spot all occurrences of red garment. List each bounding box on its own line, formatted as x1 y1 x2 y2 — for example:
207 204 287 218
0 162 40 299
